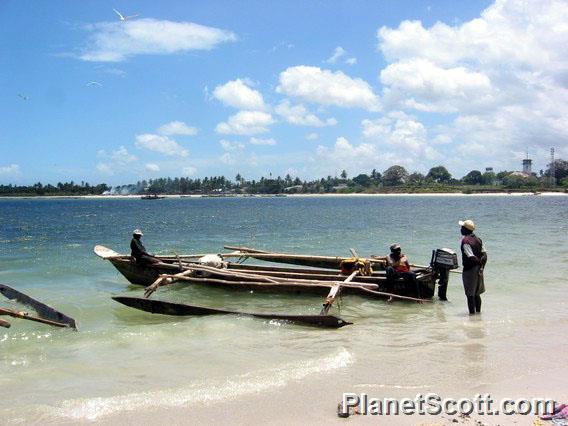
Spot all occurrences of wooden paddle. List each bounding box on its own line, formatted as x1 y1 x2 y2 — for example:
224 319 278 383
0 307 71 328
320 270 358 315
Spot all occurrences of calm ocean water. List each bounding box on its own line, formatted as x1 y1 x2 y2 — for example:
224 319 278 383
0 195 567 423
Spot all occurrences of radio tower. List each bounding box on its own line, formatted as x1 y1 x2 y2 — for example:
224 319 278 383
550 147 556 188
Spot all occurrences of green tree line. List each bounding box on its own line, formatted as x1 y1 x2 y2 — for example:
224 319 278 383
1 160 567 196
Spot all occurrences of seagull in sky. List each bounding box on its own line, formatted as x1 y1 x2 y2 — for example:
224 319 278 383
87 81 103 87
113 8 139 21
18 94 29 101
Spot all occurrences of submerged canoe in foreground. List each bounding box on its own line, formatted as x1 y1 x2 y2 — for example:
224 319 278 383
112 296 351 329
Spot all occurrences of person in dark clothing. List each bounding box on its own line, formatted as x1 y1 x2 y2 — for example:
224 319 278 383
459 220 487 314
385 244 422 301
435 267 450 301
130 229 160 265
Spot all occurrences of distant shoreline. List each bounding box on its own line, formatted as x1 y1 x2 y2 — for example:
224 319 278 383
0 191 566 200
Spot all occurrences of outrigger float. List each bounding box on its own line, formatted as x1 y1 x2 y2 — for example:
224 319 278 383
0 284 77 330
95 244 455 328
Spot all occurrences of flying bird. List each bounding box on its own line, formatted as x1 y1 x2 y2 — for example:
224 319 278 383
87 81 103 87
113 8 139 21
18 94 29 101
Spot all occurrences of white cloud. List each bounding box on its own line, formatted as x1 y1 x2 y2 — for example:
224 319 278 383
362 111 439 160
249 137 276 146
213 79 266 110
306 133 319 141
216 111 274 135
325 46 346 63
315 137 381 175
220 152 235 165
145 163 160 172
220 139 245 151
135 134 188 157
158 121 198 136
182 166 197 176
96 163 113 175
376 0 568 166
277 66 380 111
80 19 237 62
95 146 138 175
325 47 357 66
110 146 137 164
0 164 20 177
380 59 492 113
275 100 337 127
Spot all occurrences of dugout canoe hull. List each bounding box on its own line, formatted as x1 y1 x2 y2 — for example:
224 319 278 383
104 255 435 299
112 296 351 328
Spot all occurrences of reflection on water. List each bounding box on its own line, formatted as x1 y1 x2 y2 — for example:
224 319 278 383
0 195 567 421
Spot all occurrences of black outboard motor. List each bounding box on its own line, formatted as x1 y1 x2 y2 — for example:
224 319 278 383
430 248 459 301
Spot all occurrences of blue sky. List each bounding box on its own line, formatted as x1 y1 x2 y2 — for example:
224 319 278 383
1 0 566 185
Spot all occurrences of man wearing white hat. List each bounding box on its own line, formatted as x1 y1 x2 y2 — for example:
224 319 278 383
459 220 487 314
130 229 159 265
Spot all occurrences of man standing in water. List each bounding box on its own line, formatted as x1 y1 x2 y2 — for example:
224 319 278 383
459 220 487 314
130 229 160 265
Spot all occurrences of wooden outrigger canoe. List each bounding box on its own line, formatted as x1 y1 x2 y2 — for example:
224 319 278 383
94 245 435 299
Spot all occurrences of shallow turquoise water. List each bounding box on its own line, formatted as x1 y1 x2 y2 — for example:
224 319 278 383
0 195 567 422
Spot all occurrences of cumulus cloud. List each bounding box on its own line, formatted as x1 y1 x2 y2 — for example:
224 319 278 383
80 19 237 62
315 137 381 175
135 134 188 157
380 59 492 113
362 111 440 160
277 66 380 111
158 121 198 136
0 164 20 177
213 79 266 110
377 0 568 164
216 111 274 135
249 137 276 146
96 146 138 175
145 163 160 172
275 100 337 127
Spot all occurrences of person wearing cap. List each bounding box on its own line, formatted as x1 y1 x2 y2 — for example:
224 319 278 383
459 220 487 314
385 244 422 301
130 229 159 265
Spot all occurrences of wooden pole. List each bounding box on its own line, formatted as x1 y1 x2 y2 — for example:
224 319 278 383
320 271 358 315
356 286 430 303
0 307 70 328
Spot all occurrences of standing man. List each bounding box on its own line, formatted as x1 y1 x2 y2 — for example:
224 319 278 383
130 229 160 265
459 220 487 314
